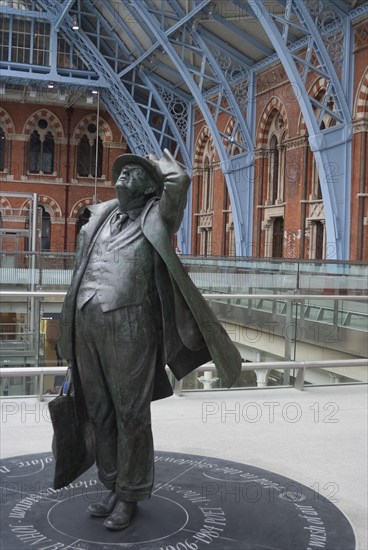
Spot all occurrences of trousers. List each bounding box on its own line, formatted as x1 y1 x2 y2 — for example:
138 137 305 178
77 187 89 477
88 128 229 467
75 293 159 501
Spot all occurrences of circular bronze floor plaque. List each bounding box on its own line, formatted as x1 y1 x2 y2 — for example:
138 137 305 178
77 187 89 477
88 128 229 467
0 451 355 549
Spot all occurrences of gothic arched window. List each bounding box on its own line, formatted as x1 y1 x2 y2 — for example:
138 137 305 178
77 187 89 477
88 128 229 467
77 135 90 176
43 131 54 174
29 122 54 174
261 112 286 258
266 114 285 206
202 156 214 211
270 134 279 204
29 131 41 173
77 123 103 177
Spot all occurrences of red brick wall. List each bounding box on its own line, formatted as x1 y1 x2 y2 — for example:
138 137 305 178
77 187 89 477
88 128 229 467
0 100 126 252
2 16 367 261
350 21 368 260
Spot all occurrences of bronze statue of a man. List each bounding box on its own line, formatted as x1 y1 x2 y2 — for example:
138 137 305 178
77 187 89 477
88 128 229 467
57 149 241 530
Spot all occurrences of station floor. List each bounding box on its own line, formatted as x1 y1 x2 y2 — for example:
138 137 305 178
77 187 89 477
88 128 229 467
1 384 367 549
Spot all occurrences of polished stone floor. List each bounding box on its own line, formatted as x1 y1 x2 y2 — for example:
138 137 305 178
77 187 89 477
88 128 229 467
1 384 367 549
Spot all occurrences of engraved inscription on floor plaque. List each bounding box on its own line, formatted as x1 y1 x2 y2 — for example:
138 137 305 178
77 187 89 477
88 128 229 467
0 451 355 550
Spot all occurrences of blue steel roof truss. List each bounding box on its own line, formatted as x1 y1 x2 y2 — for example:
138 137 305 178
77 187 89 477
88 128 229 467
35 0 166 157
0 0 364 258
88 0 192 165
121 0 256 255
131 1 253 157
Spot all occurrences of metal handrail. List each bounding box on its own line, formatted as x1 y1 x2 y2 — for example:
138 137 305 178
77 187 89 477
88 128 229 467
0 367 68 376
1 359 366 378
1 290 367 300
202 294 368 300
1 359 367 399
1 291 367 398
0 366 68 401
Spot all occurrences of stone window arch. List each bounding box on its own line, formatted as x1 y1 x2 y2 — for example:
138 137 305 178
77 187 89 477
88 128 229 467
256 104 288 258
352 68 368 260
29 128 54 174
199 138 215 256
266 112 286 206
0 108 15 135
74 116 113 179
77 127 103 177
193 127 216 256
20 196 61 251
0 108 15 173
257 97 289 147
70 197 95 219
354 68 368 120
269 134 279 205
23 111 63 176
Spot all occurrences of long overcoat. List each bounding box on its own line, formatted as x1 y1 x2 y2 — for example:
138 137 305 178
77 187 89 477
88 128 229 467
58 171 241 401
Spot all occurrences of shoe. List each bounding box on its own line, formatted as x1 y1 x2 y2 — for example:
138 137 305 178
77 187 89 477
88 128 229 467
103 501 137 531
87 490 117 517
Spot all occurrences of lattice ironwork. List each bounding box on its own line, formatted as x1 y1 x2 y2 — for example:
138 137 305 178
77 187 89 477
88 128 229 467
305 0 345 73
85 0 191 163
36 0 160 156
156 86 189 139
127 0 253 160
248 0 350 131
305 0 344 33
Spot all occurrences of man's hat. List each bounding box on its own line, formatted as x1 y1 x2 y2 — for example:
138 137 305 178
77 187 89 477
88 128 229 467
112 154 161 185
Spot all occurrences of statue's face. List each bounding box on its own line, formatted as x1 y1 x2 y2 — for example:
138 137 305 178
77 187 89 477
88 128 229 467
115 164 155 210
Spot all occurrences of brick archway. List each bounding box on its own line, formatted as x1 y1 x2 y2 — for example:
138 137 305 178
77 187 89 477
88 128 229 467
70 197 96 218
74 115 113 142
0 108 15 134
194 126 216 167
20 196 62 219
23 110 64 140
0 196 12 215
256 97 289 147
354 68 368 120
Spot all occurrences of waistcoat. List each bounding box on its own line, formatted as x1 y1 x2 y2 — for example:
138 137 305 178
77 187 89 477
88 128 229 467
77 209 155 312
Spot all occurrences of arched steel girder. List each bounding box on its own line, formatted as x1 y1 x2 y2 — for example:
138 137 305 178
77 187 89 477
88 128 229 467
129 0 256 256
81 0 192 168
245 0 353 260
36 0 162 158
80 0 196 251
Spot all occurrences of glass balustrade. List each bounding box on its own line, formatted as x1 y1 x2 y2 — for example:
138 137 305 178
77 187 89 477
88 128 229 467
0 253 367 397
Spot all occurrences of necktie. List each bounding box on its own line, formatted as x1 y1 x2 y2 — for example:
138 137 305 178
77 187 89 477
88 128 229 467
110 212 128 236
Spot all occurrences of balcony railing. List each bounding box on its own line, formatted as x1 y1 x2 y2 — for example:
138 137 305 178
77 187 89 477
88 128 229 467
0 289 367 399
1 253 367 396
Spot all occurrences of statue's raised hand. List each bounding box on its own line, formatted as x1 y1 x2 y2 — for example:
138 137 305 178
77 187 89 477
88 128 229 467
149 149 187 182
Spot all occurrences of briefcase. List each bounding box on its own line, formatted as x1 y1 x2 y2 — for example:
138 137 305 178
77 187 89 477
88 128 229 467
49 368 96 489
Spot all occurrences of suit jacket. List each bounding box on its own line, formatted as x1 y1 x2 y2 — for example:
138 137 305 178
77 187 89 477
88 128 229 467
58 168 241 401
